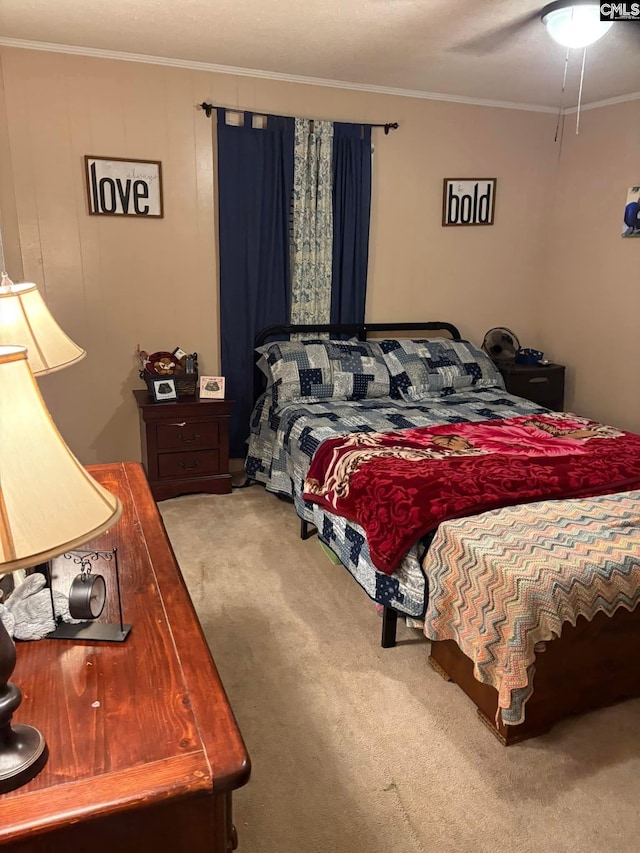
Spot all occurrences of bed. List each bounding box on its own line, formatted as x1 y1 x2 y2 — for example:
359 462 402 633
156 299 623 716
244 321 640 742
245 322 548 641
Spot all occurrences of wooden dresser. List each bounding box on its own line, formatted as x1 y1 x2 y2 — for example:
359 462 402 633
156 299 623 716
134 390 232 501
0 462 250 852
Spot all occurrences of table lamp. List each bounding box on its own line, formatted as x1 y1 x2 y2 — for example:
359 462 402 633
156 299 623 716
0 273 85 375
0 345 122 793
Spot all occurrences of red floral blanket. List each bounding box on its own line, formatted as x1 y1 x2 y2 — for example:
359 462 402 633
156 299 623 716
302 414 640 574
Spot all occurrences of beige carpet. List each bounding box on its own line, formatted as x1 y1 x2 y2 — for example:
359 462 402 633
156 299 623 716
159 486 640 853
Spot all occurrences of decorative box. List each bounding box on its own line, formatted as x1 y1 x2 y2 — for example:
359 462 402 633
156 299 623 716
142 370 198 398
515 348 544 366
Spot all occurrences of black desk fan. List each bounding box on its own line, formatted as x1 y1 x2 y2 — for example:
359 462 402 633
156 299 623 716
482 327 520 367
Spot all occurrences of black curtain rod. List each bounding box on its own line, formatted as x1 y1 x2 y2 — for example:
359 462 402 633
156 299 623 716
197 102 399 134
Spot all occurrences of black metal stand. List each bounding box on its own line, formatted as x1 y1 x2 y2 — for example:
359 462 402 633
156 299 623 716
381 607 398 648
300 519 317 540
46 549 132 643
232 478 258 490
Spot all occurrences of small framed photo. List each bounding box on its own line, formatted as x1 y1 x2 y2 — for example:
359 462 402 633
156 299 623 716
199 376 225 399
151 377 178 403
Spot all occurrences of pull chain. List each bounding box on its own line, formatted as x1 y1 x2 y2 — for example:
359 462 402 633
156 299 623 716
575 46 587 135
0 224 16 288
554 46 571 143
0 221 6 277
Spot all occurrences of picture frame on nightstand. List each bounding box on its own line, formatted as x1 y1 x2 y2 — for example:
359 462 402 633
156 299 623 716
151 377 178 403
199 376 225 399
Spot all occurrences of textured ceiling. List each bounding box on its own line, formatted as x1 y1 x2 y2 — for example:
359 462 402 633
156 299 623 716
0 0 638 108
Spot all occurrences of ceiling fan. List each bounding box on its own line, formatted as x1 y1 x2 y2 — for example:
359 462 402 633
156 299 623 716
453 0 637 55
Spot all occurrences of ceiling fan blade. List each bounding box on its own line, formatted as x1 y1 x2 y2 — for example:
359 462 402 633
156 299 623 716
450 10 540 55
619 20 640 44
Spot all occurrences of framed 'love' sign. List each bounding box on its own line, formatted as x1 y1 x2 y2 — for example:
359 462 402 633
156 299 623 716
85 156 163 217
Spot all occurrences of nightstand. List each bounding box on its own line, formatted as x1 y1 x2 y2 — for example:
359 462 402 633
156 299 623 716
133 390 232 501
498 362 565 411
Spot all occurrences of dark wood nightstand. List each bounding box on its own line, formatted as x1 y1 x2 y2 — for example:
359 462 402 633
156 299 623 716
498 362 565 411
133 390 232 501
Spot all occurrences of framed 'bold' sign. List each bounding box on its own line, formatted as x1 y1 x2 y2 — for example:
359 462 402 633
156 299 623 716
85 156 163 217
442 178 496 226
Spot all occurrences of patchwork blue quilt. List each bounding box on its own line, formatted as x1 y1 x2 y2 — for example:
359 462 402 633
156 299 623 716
245 389 549 616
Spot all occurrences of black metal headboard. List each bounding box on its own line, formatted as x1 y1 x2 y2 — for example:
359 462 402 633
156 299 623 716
253 321 462 402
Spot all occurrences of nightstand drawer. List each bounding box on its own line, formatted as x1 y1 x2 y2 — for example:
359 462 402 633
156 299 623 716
507 372 563 403
156 420 219 451
157 449 221 479
499 363 565 410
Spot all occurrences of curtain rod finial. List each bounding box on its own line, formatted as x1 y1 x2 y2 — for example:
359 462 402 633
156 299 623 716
198 102 214 118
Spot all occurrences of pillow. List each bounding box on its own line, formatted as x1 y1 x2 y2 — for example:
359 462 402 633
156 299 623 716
256 339 335 405
320 340 390 400
372 338 504 401
256 338 391 405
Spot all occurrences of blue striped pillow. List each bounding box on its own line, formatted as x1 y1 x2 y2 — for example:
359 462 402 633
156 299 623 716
257 339 390 405
372 338 504 401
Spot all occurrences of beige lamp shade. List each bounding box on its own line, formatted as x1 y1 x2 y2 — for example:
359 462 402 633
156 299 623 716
0 277 86 375
0 346 122 572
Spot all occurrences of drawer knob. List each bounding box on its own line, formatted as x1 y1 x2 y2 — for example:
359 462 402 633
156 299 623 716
178 459 200 471
528 377 549 384
178 431 201 444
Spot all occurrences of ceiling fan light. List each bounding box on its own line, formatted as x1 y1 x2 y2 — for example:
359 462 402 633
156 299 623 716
543 4 613 48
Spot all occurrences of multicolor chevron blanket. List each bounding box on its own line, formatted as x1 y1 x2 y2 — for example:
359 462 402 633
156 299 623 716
423 491 640 725
303 413 640 574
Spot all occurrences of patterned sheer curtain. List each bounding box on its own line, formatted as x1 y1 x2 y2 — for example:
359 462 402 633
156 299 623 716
290 119 334 326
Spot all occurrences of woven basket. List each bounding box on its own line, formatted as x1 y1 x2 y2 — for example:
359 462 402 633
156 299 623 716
141 369 198 398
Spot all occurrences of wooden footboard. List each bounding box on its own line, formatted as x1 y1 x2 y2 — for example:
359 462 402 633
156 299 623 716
429 605 640 745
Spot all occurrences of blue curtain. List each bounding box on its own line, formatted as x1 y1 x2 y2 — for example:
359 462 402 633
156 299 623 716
330 123 372 325
217 110 294 456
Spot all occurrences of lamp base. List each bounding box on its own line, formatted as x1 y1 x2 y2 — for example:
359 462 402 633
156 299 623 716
0 722 48 794
0 614 48 793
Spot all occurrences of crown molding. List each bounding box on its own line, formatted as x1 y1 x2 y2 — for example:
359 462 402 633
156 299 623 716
562 89 640 113
0 37 559 113
1 36 638 116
